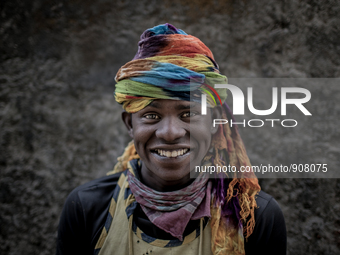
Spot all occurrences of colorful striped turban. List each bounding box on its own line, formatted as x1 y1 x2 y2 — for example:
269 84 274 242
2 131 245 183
114 23 228 113
112 24 260 255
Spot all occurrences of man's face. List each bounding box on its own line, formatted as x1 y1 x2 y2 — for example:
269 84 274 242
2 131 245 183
123 99 218 191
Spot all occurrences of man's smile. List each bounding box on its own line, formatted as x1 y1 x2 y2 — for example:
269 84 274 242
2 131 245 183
123 99 217 191
151 148 190 158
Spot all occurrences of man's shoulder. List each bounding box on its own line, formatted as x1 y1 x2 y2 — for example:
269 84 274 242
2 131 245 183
246 191 287 254
65 171 124 211
255 190 274 209
254 190 283 221
71 171 123 195
57 172 125 254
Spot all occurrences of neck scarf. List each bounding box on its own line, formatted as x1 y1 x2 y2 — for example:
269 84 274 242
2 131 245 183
110 24 261 255
127 165 211 241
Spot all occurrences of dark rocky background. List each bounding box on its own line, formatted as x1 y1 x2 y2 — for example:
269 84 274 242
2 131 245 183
0 0 339 254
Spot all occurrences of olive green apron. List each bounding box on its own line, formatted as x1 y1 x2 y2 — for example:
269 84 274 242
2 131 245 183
96 172 212 255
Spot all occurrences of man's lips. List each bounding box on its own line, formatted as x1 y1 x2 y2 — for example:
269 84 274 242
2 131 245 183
150 145 191 158
152 148 190 158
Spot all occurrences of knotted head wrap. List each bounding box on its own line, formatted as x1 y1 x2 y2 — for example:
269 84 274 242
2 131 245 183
114 23 227 112
111 23 260 255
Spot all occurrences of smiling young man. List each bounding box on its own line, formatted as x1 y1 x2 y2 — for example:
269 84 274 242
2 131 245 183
124 99 217 192
56 24 287 255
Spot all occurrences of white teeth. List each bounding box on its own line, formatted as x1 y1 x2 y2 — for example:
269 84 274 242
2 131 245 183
155 149 189 158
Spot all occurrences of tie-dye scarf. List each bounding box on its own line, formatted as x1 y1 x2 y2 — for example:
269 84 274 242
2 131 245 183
111 23 260 255
128 167 211 241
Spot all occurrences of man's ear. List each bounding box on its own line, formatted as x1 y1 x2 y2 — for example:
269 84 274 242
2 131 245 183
210 106 222 135
122 111 134 138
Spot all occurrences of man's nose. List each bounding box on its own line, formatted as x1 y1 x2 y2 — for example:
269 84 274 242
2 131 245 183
155 117 186 141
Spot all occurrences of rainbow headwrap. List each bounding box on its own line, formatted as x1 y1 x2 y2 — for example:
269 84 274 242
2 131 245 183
112 24 260 255
115 23 227 112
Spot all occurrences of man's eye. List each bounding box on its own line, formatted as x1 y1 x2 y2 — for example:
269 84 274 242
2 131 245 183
144 114 160 119
182 112 196 118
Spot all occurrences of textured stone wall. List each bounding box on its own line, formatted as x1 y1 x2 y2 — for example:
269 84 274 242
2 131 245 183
1 0 339 254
